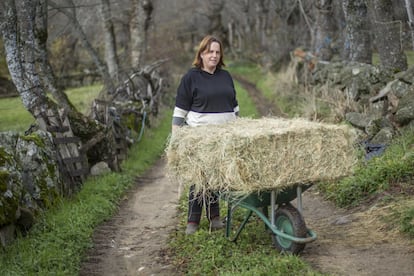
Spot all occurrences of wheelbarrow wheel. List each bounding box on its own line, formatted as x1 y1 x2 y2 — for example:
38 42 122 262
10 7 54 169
272 203 307 254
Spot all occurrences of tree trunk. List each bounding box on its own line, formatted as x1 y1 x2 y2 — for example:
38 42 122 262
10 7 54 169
241 0 251 52
100 0 119 82
130 0 153 69
404 0 414 50
367 0 408 72
0 0 53 117
313 0 336 61
205 0 226 45
1 0 115 172
342 0 372 63
255 0 270 50
35 0 75 111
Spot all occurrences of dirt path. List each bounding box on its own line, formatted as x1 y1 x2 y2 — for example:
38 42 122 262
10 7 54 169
301 188 414 276
79 158 180 276
80 77 414 276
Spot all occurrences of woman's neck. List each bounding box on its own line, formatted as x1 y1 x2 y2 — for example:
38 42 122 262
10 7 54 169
201 66 216 74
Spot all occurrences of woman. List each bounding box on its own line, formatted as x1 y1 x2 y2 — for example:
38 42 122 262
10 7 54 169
172 35 239 234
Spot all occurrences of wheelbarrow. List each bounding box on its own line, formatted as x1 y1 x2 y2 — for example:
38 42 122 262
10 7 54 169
219 183 317 254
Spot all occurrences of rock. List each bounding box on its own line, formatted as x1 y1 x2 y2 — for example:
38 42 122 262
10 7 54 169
16 130 61 209
331 215 352 225
365 118 394 139
16 207 35 231
306 60 414 142
371 127 394 144
90 161 111 176
394 86 414 126
0 133 23 226
0 130 61 230
345 112 371 129
0 224 16 247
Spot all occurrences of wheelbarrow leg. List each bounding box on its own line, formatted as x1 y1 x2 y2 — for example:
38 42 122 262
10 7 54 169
262 206 269 231
226 202 232 238
226 202 253 242
296 185 303 214
271 190 276 225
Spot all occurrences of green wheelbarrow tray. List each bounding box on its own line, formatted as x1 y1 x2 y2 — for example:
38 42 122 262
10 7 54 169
219 183 317 254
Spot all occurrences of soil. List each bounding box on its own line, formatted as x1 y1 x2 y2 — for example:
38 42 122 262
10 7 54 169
79 77 414 276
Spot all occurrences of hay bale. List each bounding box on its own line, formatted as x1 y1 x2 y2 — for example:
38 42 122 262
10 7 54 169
166 117 358 195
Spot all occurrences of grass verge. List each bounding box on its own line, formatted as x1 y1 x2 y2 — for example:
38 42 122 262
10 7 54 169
319 128 414 208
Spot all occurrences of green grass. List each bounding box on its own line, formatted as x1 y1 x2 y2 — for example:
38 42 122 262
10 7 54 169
228 61 263 84
2 61 414 274
400 204 414 238
0 99 319 276
170 194 322 275
65 84 103 114
0 109 172 275
319 128 414 207
229 60 305 118
0 96 35 132
0 73 320 275
234 81 259 118
166 75 322 275
0 84 102 132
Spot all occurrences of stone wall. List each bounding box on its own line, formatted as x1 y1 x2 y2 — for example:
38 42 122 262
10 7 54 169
300 61 414 145
0 130 62 246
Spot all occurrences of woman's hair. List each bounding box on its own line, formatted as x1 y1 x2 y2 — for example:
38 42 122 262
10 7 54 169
192 35 225 69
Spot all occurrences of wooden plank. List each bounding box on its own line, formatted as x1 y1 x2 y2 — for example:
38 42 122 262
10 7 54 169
58 109 88 181
46 125 70 133
62 156 85 164
69 167 90 177
53 136 81 144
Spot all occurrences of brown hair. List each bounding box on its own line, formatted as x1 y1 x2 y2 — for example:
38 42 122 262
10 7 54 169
192 35 225 69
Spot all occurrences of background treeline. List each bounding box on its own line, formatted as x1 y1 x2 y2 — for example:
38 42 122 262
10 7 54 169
2 0 414 95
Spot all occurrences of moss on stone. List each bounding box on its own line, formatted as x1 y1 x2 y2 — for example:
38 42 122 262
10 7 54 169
37 171 60 208
0 147 13 167
20 133 45 147
0 170 10 190
0 170 19 226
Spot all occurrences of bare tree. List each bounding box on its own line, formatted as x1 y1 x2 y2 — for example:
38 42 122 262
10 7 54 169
130 0 153 69
49 0 115 92
201 0 226 44
254 0 270 50
342 0 372 63
100 0 119 82
313 0 336 61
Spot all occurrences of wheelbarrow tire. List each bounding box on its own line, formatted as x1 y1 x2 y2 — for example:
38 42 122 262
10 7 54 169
272 203 307 254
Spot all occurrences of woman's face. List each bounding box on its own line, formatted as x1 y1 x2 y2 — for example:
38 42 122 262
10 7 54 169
200 41 221 73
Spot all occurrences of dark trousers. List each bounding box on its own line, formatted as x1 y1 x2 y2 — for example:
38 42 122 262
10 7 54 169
187 185 220 224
